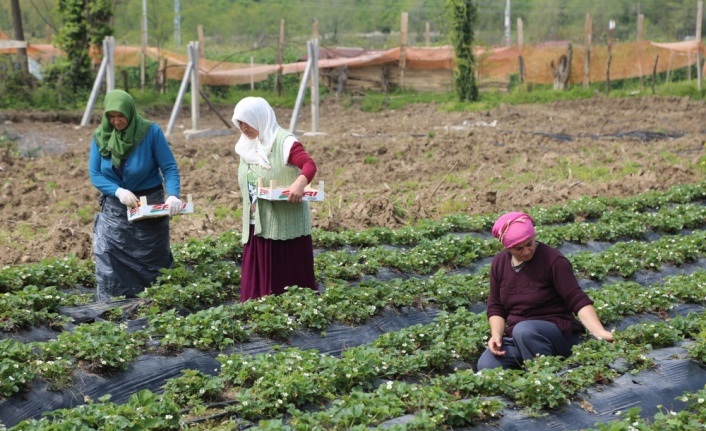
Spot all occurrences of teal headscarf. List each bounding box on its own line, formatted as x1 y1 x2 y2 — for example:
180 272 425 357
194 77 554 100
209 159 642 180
92 90 154 167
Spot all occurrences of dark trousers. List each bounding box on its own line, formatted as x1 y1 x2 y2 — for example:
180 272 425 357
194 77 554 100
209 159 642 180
477 320 581 370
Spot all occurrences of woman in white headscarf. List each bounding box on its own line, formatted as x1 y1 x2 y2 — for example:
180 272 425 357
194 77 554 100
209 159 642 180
232 97 318 301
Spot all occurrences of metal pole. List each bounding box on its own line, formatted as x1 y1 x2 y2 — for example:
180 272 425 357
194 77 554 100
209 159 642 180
174 0 181 47
504 0 511 46
290 41 313 132
141 0 147 89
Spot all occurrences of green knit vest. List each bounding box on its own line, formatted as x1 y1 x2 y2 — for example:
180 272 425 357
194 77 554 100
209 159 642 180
238 128 311 244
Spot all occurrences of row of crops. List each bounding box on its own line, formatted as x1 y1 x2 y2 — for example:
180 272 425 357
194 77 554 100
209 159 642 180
2 182 706 429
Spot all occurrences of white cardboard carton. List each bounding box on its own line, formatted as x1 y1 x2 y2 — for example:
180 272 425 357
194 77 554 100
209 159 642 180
127 194 194 222
257 178 325 202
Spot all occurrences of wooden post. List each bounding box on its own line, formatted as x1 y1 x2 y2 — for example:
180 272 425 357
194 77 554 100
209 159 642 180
160 58 168 93
518 56 525 85
550 43 572 90
197 24 205 58
688 52 693 81
652 55 659 95
637 14 644 88
696 1 703 90
250 56 255 90
399 11 408 89
583 13 592 89
425 22 430 47
517 18 524 85
276 19 285 96
606 20 614 95
9 0 29 78
312 18 319 40
667 50 673 82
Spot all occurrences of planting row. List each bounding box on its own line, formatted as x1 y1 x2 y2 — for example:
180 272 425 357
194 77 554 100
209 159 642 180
4 224 706 332
2 181 706 297
7 305 706 430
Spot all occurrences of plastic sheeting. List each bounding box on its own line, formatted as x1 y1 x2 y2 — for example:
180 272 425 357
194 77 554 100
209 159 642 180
93 189 173 301
3 239 706 428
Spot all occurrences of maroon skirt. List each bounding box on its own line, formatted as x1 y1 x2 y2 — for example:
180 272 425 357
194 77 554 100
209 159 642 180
240 225 317 302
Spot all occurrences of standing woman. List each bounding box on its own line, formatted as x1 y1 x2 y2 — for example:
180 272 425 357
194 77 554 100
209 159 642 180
232 96 318 302
89 89 182 302
477 211 614 370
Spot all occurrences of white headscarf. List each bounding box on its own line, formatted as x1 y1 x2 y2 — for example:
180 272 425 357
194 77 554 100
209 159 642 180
231 97 281 169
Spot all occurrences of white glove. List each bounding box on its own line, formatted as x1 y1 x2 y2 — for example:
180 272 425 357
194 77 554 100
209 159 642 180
165 195 183 217
115 187 138 207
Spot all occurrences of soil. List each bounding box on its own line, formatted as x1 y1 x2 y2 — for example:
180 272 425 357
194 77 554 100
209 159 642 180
0 95 704 266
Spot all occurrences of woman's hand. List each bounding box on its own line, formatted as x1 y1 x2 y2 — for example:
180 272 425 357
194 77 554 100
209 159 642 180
286 175 309 203
577 305 615 343
115 188 139 208
592 328 615 342
487 315 507 356
165 196 183 217
487 336 506 356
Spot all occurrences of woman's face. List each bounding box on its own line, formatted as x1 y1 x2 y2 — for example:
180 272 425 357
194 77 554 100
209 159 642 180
507 236 538 262
107 111 129 131
237 120 259 140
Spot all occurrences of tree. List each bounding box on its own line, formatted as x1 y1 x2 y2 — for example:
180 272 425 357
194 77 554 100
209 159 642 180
9 0 30 79
54 0 113 91
446 0 479 102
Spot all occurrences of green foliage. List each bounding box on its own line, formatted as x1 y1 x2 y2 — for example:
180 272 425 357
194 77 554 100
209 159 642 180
40 321 148 373
0 339 36 397
0 254 95 293
0 57 35 108
162 369 224 409
54 0 93 90
10 389 181 430
85 0 113 46
446 0 479 102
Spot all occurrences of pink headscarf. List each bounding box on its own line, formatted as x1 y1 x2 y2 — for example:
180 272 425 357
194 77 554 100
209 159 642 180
492 212 536 248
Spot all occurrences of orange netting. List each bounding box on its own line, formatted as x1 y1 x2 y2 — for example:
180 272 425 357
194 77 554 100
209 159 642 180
2 30 704 87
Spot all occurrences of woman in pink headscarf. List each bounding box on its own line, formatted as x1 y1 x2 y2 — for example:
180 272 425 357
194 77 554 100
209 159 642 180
477 212 614 370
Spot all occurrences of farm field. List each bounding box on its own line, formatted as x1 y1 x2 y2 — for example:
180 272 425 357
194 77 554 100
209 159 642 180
1 95 705 266
2 95 706 429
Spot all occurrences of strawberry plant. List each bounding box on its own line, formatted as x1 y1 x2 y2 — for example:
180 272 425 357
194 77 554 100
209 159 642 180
0 339 36 398
40 321 148 373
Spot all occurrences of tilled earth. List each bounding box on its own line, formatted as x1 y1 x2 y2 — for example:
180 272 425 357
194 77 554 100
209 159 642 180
0 95 704 266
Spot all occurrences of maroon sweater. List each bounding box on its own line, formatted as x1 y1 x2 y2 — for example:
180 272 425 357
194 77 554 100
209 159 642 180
486 242 593 337
288 142 317 182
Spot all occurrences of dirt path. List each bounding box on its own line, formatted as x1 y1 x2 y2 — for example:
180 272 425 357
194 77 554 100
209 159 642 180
1 95 704 266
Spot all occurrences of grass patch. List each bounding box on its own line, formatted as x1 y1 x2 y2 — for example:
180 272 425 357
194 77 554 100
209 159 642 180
435 199 470 214
213 206 235 219
75 206 96 225
658 150 681 165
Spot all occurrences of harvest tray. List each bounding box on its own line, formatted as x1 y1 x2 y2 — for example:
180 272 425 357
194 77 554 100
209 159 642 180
127 194 194 221
257 178 325 202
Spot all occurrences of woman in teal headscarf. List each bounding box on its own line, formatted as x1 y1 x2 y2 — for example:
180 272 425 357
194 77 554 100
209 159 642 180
89 89 182 301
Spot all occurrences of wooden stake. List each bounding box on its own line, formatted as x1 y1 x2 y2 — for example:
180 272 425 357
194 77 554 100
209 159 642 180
399 12 408 89
429 161 459 199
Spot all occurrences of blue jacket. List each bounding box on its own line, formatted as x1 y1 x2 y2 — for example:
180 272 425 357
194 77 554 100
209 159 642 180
89 123 181 198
